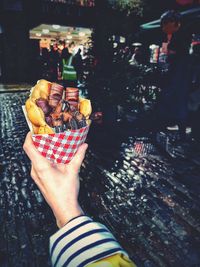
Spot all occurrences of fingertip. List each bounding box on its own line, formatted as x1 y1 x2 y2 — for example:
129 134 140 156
79 143 88 152
70 143 88 166
76 143 88 157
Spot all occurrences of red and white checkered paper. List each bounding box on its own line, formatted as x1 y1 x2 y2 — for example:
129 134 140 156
32 126 89 164
22 105 90 164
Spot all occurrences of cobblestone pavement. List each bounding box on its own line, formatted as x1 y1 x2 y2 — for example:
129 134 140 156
0 92 200 267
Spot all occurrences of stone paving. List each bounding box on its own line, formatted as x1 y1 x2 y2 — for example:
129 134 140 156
0 92 200 267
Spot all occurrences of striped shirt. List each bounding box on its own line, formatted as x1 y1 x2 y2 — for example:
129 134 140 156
50 215 128 267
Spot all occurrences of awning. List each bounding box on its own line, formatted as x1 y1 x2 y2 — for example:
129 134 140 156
140 6 200 30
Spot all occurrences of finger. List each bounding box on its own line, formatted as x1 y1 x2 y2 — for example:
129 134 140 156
56 143 88 173
69 143 88 171
23 132 50 171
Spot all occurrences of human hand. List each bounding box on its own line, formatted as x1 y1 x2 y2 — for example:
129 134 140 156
23 132 88 228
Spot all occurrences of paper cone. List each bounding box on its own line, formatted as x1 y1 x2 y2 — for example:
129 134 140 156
32 126 89 164
22 106 90 164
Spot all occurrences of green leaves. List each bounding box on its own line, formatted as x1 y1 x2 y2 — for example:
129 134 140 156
108 0 145 16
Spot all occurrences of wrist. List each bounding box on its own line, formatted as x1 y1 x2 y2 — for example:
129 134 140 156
54 204 84 228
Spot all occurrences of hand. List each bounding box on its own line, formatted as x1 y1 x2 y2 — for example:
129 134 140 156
23 132 88 228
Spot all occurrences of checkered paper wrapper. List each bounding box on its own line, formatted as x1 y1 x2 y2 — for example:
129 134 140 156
32 126 89 164
22 106 90 164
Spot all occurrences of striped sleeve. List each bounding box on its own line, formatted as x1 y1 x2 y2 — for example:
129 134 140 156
49 215 128 267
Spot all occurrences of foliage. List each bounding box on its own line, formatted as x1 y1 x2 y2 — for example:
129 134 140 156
108 0 146 16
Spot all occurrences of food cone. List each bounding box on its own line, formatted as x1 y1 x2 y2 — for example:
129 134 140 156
32 126 89 164
22 106 90 164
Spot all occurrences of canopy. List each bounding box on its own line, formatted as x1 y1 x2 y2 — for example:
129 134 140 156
140 7 200 30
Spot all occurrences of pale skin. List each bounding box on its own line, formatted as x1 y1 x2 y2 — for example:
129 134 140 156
23 132 88 228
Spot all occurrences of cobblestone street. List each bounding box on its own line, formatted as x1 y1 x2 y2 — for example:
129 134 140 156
0 91 200 267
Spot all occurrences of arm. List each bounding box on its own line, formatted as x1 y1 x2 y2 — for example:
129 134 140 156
23 133 135 267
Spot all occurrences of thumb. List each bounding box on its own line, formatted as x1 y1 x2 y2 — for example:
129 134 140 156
23 132 50 170
69 143 88 171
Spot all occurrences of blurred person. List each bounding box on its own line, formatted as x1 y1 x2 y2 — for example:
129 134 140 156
23 133 136 267
129 46 143 65
49 44 60 82
61 44 71 62
188 44 200 142
73 48 84 86
68 41 76 55
124 46 132 60
60 44 71 83
156 10 192 140
118 44 131 61
62 42 77 88
40 48 50 80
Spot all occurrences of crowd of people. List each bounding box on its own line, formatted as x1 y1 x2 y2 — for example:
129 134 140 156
111 10 200 143
39 41 85 88
111 41 145 66
152 10 200 142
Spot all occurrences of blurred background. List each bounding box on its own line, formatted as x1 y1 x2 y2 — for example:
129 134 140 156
0 0 199 84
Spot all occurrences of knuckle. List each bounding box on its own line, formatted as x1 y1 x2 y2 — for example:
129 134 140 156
35 167 49 178
37 166 47 174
